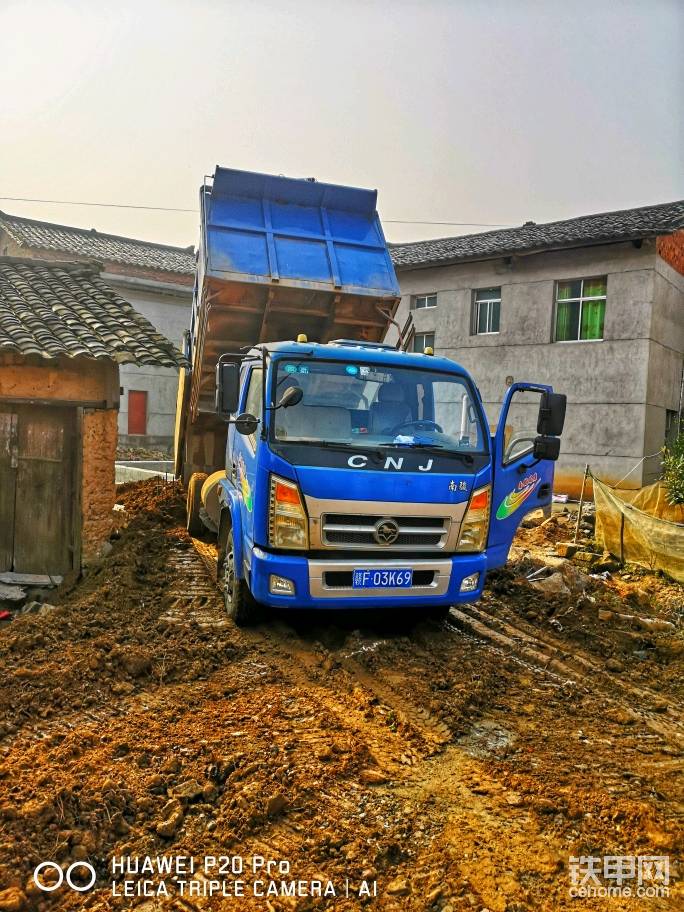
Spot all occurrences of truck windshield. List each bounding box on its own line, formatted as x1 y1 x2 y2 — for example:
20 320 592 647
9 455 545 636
272 359 487 454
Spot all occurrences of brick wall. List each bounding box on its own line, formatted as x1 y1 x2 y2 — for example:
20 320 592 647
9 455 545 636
81 408 117 560
657 231 684 276
0 353 117 403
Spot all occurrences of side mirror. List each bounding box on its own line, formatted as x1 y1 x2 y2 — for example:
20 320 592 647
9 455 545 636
533 435 561 461
279 386 303 409
537 391 566 437
216 362 240 418
234 413 259 436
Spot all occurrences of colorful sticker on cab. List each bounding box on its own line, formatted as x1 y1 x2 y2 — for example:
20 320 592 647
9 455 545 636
495 472 540 520
237 455 253 512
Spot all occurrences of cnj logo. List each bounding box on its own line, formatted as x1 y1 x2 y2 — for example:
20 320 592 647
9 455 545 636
33 861 97 892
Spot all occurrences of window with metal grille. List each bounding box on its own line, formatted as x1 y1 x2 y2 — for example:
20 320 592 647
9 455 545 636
555 277 606 342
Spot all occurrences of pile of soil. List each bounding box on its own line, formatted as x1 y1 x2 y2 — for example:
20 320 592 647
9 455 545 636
0 482 681 911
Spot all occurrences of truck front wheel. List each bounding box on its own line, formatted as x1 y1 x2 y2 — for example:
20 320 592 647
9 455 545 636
222 529 259 626
186 472 208 536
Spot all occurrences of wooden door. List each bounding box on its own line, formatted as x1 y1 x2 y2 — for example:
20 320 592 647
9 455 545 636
0 405 75 575
128 390 147 435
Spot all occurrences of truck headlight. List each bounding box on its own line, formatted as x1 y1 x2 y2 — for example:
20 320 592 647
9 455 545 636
456 485 490 552
269 475 309 550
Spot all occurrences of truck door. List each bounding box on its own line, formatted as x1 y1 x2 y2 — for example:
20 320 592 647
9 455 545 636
487 383 559 565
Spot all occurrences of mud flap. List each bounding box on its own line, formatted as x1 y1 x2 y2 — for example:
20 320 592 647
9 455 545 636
218 480 246 580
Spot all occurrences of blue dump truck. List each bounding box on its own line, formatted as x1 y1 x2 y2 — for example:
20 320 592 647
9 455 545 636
175 167 566 625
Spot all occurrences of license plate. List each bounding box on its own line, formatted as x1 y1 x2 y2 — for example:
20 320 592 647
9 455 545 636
352 568 413 589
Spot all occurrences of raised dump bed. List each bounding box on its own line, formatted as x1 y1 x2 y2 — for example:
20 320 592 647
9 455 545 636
175 166 401 482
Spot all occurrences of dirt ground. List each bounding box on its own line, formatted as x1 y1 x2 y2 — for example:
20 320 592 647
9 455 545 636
0 480 681 911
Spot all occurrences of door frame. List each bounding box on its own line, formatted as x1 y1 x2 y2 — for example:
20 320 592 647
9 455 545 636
0 399 83 574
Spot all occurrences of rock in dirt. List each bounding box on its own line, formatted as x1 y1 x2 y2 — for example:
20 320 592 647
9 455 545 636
522 511 545 528
359 769 389 785
386 876 410 896
0 584 26 604
116 646 153 678
606 658 624 673
156 807 184 838
634 616 676 633
594 551 621 572
111 681 135 695
573 551 600 567
555 542 580 558
266 792 287 817
0 888 26 912
530 572 570 596
171 779 204 801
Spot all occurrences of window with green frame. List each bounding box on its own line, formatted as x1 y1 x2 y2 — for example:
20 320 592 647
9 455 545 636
555 277 606 341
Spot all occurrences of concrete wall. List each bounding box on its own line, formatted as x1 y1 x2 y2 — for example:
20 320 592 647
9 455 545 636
389 239 678 495
643 252 684 480
101 277 191 451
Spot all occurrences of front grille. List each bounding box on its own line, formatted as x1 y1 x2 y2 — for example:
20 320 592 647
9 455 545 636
324 569 435 589
321 513 448 550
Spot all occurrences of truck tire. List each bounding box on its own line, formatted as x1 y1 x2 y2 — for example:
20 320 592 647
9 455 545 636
222 529 260 626
186 472 208 536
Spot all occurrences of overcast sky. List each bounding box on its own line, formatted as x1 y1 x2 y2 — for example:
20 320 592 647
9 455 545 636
1 0 682 248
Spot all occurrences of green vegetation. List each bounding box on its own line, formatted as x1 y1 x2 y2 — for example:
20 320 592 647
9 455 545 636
661 430 684 505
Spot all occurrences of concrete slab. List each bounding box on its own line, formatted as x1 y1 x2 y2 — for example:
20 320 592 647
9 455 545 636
0 572 53 587
0 582 26 602
115 462 174 484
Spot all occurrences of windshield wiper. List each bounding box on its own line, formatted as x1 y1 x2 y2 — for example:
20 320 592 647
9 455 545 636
378 442 475 464
286 440 356 450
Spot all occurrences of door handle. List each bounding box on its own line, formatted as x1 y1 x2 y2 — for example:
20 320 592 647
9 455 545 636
538 483 551 498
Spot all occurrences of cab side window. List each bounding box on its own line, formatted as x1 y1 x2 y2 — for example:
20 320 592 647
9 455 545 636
501 388 543 464
243 368 263 448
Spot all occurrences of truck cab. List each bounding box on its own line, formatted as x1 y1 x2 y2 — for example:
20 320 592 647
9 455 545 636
215 339 565 624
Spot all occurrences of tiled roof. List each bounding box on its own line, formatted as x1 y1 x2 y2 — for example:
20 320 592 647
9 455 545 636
0 212 195 275
0 258 187 366
390 200 684 269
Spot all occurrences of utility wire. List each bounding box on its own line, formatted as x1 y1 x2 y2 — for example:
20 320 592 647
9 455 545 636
0 195 197 213
0 195 511 227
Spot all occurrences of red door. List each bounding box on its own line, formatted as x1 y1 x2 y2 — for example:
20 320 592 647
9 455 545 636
128 390 147 435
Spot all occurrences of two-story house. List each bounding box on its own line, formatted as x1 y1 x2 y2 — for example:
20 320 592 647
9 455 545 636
388 200 684 495
0 212 195 452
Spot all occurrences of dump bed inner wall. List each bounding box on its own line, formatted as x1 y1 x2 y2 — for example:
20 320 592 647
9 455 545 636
179 167 401 480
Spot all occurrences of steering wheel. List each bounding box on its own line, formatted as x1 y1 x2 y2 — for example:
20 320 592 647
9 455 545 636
390 419 443 435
